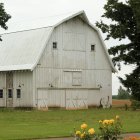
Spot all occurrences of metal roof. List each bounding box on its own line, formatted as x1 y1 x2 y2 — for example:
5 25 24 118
0 11 116 72
0 27 53 71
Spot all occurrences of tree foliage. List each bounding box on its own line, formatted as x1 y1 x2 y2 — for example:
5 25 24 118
0 3 11 41
96 0 140 100
117 86 130 99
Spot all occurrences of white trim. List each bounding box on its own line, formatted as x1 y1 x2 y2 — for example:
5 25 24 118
63 69 82 72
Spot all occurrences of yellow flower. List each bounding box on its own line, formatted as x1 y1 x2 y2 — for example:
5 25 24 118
88 128 95 135
99 120 102 123
76 131 81 136
81 123 88 129
116 115 119 120
80 133 85 138
102 120 109 125
109 119 115 124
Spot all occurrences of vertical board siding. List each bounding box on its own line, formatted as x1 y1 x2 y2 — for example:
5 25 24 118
34 16 112 109
0 73 6 106
66 90 88 109
88 90 101 106
13 71 33 107
0 16 112 109
37 89 65 108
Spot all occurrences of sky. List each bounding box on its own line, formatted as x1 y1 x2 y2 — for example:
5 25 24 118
0 0 133 95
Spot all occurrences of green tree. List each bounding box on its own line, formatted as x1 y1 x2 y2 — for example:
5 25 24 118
96 0 140 101
0 3 11 41
130 0 140 31
117 86 130 99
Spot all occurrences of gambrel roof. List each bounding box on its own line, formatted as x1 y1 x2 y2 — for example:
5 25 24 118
0 11 116 72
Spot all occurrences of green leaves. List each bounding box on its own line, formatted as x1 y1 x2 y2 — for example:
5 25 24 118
0 3 11 41
96 0 140 101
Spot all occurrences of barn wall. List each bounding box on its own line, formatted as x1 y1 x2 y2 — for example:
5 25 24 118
33 16 112 109
0 71 33 107
13 71 33 107
0 73 6 107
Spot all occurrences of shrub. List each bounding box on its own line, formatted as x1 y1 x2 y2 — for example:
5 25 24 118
74 115 122 140
124 104 128 111
131 100 140 110
75 123 96 140
98 115 122 140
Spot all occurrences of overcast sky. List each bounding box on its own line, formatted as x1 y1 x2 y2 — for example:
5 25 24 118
0 0 133 95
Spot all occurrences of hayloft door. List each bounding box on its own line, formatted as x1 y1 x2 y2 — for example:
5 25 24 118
6 72 13 107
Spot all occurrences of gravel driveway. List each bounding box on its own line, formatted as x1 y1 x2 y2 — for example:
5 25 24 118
35 133 140 140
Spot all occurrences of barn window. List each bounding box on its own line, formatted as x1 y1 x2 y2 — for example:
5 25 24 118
17 89 21 98
91 44 95 51
72 72 82 86
53 42 57 49
8 89 13 98
0 90 3 98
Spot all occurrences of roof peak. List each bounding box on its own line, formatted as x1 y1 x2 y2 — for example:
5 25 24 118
1 10 86 35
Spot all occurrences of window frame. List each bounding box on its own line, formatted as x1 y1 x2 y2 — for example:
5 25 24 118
0 89 3 98
8 89 13 98
16 89 21 99
91 44 95 51
53 42 57 49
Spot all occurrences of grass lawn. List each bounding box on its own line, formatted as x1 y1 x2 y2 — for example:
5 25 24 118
0 108 140 140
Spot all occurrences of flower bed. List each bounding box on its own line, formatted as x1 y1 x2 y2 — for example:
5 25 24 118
74 115 122 140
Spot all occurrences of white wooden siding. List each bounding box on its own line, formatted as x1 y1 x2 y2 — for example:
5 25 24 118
13 71 33 107
37 89 65 108
0 73 6 106
88 90 101 106
0 12 114 108
33 16 112 109
66 90 88 109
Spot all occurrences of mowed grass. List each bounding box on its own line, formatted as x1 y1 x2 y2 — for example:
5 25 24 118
0 109 140 140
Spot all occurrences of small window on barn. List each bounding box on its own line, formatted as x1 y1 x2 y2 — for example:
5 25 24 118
17 89 21 98
8 89 13 98
0 90 3 98
91 44 95 51
53 42 57 49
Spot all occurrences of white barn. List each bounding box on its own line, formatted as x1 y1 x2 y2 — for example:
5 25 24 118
0 11 116 109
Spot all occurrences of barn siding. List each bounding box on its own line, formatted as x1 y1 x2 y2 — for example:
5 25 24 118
0 73 6 107
33 16 112 109
0 71 33 107
13 71 33 107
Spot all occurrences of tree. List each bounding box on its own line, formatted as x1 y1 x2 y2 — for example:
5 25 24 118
130 0 140 31
96 0 140 101
117 86 130 99
0 3 11 41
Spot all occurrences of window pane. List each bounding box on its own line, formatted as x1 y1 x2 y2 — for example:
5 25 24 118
0 90 3 98
91 45 95 51
8 89 13 98
53 42 57 49
17 89 21 98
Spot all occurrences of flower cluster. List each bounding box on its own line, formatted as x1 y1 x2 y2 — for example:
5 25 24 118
74 115 122 140
99 115 122 140
75 123 95 140
99 119 115 125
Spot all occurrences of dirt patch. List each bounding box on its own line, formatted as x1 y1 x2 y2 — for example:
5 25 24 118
112 99 131 107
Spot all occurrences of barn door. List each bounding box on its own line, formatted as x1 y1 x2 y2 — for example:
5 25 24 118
66 90 88 109
6 72 13 107
37 89 48 109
